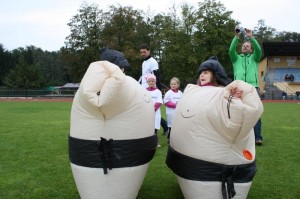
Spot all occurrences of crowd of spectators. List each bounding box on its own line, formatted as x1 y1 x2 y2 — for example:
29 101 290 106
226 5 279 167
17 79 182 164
284 74 294 82
282 91 300 100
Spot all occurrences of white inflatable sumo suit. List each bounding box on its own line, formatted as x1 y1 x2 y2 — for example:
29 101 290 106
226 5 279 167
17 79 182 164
166 57 263 199
69 48 157 199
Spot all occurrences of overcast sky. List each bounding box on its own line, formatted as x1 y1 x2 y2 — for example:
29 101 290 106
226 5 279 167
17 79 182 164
1 0 299 51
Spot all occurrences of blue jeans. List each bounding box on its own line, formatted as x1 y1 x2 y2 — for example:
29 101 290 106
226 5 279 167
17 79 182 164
254 88 263 141
254 118 262 140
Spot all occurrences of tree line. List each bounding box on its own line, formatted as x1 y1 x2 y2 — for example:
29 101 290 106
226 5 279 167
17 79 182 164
1 0 300 89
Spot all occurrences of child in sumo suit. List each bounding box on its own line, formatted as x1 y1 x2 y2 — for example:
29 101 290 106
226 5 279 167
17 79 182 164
166 56 263 199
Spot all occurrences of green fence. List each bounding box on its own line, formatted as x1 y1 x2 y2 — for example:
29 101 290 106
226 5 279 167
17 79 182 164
0 89 77 98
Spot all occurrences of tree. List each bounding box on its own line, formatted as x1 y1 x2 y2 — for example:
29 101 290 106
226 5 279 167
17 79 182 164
101 5 151 80
61 2 105 82
275 31 300 42
158 4 198 86
149 13 174 79
0 44 15 86
139 0 236 86
1 45 68 88
253 19 277 45
193 0 235 76
34 50 66 86
60 1 300 87
4 55 43 89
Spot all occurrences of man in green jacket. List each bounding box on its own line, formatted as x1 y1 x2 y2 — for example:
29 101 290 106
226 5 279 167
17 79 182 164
229 28 263 145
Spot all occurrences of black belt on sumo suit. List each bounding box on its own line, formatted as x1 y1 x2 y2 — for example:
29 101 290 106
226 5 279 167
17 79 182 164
166 146 256 199
69 134 158 174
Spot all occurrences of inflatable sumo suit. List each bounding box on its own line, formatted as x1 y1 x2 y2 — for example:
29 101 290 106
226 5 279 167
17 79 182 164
166 57 263 199
69 48 157 199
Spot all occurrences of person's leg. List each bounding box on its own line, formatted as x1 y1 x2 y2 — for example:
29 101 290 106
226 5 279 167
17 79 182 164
154 129 161 147
254 118 263 145
161 117 168 135
167 127 171 144
167 127 171 139
254 87 263 145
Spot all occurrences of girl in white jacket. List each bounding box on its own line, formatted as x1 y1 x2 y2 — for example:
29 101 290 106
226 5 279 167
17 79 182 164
146 74 163 147
163 77 182 141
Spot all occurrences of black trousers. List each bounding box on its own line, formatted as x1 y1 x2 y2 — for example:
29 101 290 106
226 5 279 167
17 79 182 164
161 117 168 131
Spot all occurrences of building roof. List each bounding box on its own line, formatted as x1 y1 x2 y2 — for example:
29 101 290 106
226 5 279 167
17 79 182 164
263 42 300 57
62 83 80 88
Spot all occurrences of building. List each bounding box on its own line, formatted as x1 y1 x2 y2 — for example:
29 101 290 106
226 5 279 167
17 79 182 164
258 42 300 99
59 83 80 96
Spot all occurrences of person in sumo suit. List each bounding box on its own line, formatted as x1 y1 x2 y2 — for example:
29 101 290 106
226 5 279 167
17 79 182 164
69 48 158 199
166 56 263 199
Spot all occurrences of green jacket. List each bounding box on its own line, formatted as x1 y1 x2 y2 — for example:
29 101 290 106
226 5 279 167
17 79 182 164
229 37 262 87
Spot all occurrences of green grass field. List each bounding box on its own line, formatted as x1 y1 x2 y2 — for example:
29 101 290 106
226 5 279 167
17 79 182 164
0 101 299 199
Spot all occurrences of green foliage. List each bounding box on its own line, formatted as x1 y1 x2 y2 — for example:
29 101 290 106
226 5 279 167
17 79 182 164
0 45 15 85
1 46 66 88
64 2 105 51
3 55 43 89
193 0 235 74
33 50 66 86
101 5 151 80
61 2 105 82
275 31 300 42
61 1 238 85
0 101 299 198
253 19 277 47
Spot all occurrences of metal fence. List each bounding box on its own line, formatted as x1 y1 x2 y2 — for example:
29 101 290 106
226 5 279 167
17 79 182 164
0 89 77 98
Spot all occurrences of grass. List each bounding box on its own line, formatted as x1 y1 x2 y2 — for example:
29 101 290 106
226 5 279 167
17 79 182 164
0 101 299 199
248 102 300 199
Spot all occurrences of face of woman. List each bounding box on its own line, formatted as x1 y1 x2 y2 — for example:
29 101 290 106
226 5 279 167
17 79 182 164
170 80 179 90
199 70 213 86
147 78 156 87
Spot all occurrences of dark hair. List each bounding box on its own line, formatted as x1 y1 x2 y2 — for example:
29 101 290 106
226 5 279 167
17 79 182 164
140 44 150 50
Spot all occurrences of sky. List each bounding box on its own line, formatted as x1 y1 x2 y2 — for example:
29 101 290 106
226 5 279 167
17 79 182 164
1 0 300 51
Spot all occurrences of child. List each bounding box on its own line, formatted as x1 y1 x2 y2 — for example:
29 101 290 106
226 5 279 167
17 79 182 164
163 77 182 141
166 57 263 199
146 74 163 147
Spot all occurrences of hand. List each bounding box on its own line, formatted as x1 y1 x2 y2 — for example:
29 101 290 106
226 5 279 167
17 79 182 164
245 28 253 38
235 26 241 37
231 87 243 99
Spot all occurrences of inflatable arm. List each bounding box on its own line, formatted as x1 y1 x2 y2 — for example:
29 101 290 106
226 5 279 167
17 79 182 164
219 80 263 142
79 61 125 108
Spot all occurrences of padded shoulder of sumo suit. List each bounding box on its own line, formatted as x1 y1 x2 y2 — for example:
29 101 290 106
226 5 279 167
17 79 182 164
71 60 154 140
80 60 124 107
171 80 263 165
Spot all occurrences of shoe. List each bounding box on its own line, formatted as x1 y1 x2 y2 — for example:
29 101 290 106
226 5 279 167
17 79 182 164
157 144 161 148
255 140 263 145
